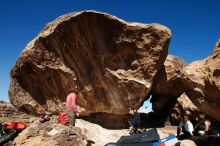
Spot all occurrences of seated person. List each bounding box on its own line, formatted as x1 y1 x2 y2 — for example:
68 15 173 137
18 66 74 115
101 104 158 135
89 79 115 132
128 107 141 134
194 117 212 136
177 116 194 140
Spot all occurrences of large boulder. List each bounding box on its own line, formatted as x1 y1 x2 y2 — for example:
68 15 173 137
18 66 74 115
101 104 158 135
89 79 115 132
9 11 171 117
181 39 220 122
150 55 187 116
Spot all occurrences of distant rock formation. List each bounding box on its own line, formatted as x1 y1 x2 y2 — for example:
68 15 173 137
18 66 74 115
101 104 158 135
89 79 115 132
0 100 36 125
181 39 220 122
9 11 171 117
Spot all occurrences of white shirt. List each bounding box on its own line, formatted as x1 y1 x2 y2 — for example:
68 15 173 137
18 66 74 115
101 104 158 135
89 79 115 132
179 120 194 135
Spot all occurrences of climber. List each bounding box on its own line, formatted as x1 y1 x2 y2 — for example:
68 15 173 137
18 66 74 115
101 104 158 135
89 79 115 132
57 85 80 126
177 116 194 140
128 107 141 134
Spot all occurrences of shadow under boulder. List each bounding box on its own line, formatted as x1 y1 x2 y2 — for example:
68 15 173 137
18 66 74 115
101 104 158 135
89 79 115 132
81 112 165 129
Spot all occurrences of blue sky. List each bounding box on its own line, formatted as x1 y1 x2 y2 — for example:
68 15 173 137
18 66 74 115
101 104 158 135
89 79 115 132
0 0 220 102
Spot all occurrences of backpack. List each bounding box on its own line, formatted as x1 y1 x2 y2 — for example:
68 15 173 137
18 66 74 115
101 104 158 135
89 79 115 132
4 122 27 132
57 112 69 126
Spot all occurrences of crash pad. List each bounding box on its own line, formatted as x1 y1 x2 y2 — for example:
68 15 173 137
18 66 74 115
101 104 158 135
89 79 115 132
153 134 178 146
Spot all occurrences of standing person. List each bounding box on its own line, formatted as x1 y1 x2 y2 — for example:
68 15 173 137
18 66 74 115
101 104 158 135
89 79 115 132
128 107 141 134
177 116 194 140
57 86 80 126
65 86 80 126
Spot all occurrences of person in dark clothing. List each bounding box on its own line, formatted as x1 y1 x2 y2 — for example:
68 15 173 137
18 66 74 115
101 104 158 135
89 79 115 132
128 108 141 134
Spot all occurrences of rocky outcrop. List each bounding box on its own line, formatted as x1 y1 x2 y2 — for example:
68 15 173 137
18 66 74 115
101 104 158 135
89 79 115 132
9 11 171 117
150 55 187 116
176 140 197 146
170 93 203 125
5 121 88 146
181 39 220 122
0 100 36 125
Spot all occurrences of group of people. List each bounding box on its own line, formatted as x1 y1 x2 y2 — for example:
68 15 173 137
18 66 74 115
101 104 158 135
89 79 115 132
176 115 215 140
127 107 216 139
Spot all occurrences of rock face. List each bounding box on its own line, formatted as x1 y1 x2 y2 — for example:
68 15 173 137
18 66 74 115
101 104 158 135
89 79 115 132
6 121 88 146
181 39 220 122
150 55 187 116
170 92 203 125
9 11 171 117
